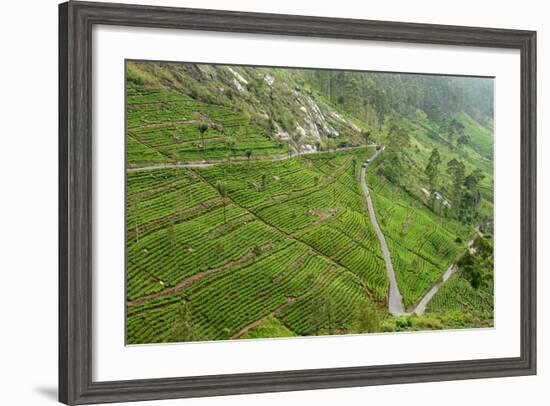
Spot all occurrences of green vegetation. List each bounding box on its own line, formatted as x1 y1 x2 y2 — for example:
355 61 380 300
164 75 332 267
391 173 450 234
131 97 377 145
424 236 494 327
241 317 297 339
125 61 494 344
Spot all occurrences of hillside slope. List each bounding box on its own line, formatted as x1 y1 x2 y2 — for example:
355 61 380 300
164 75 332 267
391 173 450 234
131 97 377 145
127 61 365 165
125 61 495 343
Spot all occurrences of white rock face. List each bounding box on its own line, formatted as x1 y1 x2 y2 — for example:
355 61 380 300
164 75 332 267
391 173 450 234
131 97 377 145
306 95 340 138
196 65 215 80
305 95 323 118
330 110 346 123
227 66 248 84
299 144 316 154
349 122 362 132
274 122 291 141
232 78 245 93
264 74 275 86
329 110 361 132
291 90 341 139
296 125 307 137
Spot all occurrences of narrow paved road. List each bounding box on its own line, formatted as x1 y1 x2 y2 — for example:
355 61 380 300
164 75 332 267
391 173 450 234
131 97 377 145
127 144 375 172
127 162 215 172
131 138 481 319
411 227 483 315
360 148 406 316
359 147 488 317
360 150 484 317
411 264 457 315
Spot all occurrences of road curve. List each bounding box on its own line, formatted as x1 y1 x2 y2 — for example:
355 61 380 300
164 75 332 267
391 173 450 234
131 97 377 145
411 227 482 315
360 149 483 317
360 150 406 316
411 264 457 315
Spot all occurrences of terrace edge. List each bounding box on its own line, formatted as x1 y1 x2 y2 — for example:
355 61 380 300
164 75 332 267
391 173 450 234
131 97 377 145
59 1 537 404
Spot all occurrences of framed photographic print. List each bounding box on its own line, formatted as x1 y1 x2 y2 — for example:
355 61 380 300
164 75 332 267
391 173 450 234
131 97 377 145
59 1 536 404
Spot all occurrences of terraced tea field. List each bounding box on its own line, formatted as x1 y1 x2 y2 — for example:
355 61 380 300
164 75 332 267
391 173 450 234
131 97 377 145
126 149 394 343
127 86 288 165
364 167 471 308
126 148 487 342
427 272 493 317
125 62 494 344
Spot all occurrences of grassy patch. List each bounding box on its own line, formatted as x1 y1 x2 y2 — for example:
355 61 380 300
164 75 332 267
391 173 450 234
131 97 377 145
241 317 297 339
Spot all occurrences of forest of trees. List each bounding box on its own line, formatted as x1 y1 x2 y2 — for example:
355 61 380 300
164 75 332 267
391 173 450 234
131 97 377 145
297 68 493 229
302 70 493 130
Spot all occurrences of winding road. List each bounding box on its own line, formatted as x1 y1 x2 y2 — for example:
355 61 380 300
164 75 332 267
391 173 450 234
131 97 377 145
360 148 406 316
360 147 481 317
131 139 479 319
410 228 482 315
411 264 457 315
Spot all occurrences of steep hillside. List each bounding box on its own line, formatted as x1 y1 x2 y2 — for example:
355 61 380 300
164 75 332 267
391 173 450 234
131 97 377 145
125 61 495 344
127 61 365 165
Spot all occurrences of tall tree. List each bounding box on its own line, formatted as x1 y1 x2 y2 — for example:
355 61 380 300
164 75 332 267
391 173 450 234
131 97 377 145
325 139 335 153
457 236 493 289
225 136 236 166
344 74 362 115
424 148 442 209
447 158 466 218
215 181 228 223
461 168 485 222
382 118 410 184
445 118 465 146
386 119 410 154
456 133 470 155
198 121 209 148
245 149 252 169
266 117 276 138
362 129 371 149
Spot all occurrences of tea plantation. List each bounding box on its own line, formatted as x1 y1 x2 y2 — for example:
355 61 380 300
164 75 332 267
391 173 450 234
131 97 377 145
125 61 494 343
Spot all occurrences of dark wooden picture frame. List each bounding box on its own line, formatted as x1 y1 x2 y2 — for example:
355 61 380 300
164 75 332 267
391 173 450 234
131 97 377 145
59 1 536 404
